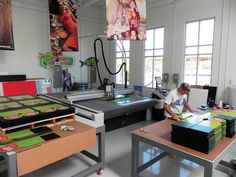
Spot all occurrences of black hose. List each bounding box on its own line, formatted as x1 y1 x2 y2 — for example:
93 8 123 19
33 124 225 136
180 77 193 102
94 38 126 75
94 38 128 88
94 39 104 88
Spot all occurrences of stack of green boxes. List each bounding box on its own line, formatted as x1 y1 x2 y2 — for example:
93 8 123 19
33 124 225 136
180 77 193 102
213 115 235 138
188 123 215 153
212 118 226 139
171 117 224 154
211 111 236 137
197 121 222 146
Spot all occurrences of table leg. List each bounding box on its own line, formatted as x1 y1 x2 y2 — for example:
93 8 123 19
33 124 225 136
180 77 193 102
131 134 139 177
145 108 152 120
73 126 105 177
97 126 105 169
204 163 213 177
5 151 18 177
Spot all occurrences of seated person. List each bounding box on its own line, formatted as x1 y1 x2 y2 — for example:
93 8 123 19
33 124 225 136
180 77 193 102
164 83 196 121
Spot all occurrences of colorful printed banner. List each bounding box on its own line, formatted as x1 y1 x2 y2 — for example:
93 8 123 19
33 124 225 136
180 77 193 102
48 0 79 55
106 0 146 40
0 0 14 50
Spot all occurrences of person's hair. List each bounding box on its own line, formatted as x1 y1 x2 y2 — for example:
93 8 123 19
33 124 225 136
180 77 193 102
180 83 191 92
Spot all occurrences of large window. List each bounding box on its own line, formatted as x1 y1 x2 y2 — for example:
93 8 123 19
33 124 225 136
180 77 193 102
144 27 164 88
184 18 215 85
115 40 130 85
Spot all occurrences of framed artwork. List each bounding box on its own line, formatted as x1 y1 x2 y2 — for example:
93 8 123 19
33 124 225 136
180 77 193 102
0 0 15 50
106 0 146 40
48 0 79 55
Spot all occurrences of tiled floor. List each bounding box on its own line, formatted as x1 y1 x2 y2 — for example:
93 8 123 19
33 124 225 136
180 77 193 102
1 120 235 177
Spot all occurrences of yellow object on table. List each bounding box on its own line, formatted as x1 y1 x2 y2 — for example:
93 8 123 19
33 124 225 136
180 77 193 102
211 110 236 118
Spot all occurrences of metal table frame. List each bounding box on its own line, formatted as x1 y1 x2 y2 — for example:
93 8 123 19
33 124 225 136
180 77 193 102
73 125 105 177
1 125 105 177
131 124 235 177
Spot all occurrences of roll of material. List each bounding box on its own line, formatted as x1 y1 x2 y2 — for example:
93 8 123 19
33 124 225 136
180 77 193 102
229 87 236 106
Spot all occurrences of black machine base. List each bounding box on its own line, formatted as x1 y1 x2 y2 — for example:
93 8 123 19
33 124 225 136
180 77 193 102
105 110 146 132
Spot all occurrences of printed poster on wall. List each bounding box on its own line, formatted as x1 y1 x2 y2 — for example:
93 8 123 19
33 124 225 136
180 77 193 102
48 0 79 56
106 0 146 40
0 0 15 50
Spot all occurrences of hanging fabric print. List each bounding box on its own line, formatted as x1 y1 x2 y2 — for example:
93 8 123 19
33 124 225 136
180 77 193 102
0 0 14 50
106 0 146 40
48 0 79 55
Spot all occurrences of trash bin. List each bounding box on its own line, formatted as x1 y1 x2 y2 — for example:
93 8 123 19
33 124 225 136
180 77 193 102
152 93 165 121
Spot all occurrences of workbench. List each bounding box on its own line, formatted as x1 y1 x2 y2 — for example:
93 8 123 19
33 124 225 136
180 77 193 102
1 120 105 177
131 119 236 177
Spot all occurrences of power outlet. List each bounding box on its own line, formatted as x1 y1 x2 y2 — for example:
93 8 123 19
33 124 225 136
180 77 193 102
162 73 169 83
173 73 179 84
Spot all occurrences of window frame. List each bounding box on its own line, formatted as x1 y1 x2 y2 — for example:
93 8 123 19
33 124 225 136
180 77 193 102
144 26 165 88
114 40 130 85
184 17 215 85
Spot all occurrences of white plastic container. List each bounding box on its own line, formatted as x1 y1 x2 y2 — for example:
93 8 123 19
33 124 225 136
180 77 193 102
229 87 236 106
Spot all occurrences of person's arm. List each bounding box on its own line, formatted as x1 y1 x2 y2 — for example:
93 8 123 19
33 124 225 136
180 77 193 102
68 9 77 23
164 103 178 118
183 99 197 113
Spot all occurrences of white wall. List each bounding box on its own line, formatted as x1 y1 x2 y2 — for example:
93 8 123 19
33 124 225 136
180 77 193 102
98 0 236 103
222 0 236 102
0 0 102 85
0 0 51 79
76 6 102 84
149 0 235 103
1 0 235 102
172 0 222 85
141 0 228 98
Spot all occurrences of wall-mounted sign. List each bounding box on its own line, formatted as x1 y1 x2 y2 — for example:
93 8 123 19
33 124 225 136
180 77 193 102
106 0 146 40
38 52 74 69
0 0 14 50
